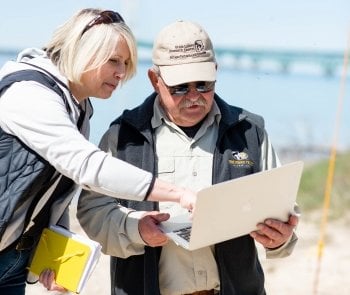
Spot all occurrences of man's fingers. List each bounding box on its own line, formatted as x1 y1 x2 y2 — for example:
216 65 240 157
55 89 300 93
264 218 295 236
153 212 170 222
289 214 299 227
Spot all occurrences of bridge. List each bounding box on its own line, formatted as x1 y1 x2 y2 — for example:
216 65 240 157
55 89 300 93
1 42 346 77
137 41 346 77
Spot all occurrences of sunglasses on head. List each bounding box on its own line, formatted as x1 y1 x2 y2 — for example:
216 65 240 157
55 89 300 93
81 10 124 36
167 81 216 96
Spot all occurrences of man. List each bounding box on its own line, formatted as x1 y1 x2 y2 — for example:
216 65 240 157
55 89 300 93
77 20 299 295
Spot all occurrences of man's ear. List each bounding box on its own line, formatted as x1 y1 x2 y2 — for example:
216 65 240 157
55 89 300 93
148 69 159 92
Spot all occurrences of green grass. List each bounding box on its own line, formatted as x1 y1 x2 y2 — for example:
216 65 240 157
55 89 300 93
297 151 350 220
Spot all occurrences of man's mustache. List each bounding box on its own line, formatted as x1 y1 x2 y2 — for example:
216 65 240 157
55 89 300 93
179 97 207 108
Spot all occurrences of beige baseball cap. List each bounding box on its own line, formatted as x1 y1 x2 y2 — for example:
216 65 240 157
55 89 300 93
152 20 217 86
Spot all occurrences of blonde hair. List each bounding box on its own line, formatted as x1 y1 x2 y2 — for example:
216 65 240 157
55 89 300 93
45 8 137 84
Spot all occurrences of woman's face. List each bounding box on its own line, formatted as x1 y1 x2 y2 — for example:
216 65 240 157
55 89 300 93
74 36 130 101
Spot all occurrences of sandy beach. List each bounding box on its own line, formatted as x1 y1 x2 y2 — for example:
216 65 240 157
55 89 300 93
26 207 350 295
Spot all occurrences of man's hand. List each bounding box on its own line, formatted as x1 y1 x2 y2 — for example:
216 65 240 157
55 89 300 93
250 214 299 249
138 211 170 247
39 269 67 292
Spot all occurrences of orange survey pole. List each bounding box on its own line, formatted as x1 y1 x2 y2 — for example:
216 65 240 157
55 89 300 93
312 33 350 295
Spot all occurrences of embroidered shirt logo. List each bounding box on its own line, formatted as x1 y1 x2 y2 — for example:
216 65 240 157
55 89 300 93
229 151 254 167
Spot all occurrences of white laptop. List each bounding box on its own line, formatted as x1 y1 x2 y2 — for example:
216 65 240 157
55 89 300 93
160 161 304 251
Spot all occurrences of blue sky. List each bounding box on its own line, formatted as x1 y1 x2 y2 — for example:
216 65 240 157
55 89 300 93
1 1 349 149
1 0 349 51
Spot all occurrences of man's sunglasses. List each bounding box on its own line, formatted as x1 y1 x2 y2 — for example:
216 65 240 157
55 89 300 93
81 10 124 36
167 81 216 96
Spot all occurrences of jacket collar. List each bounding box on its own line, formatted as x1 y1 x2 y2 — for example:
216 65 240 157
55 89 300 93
118 92 248 140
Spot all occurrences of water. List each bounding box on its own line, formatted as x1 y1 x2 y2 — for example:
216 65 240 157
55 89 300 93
90 61 350 163
1 54 349 163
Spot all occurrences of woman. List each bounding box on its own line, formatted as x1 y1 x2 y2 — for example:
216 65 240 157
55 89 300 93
0 8 195 294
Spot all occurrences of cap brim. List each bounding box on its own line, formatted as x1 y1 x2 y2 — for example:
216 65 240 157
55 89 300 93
159 62 216 86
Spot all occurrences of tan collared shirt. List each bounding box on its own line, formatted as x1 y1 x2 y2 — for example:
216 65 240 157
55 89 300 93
153 98 221 294
150 97 281 294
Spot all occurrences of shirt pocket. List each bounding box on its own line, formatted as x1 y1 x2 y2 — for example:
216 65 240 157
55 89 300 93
157 158 175 184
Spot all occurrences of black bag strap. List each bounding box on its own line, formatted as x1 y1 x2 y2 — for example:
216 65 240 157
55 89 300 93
0 69 69 109
24 175 74 238
0 68 88 130
19 62 94 125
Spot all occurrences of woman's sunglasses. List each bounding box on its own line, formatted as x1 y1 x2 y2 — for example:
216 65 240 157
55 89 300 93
81 10 124 36
167 81 216 96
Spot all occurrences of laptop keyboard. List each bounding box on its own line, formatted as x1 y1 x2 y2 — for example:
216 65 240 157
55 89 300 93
174 226 192 242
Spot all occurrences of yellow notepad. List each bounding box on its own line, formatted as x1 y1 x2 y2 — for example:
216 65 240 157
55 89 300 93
29 225 101 294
